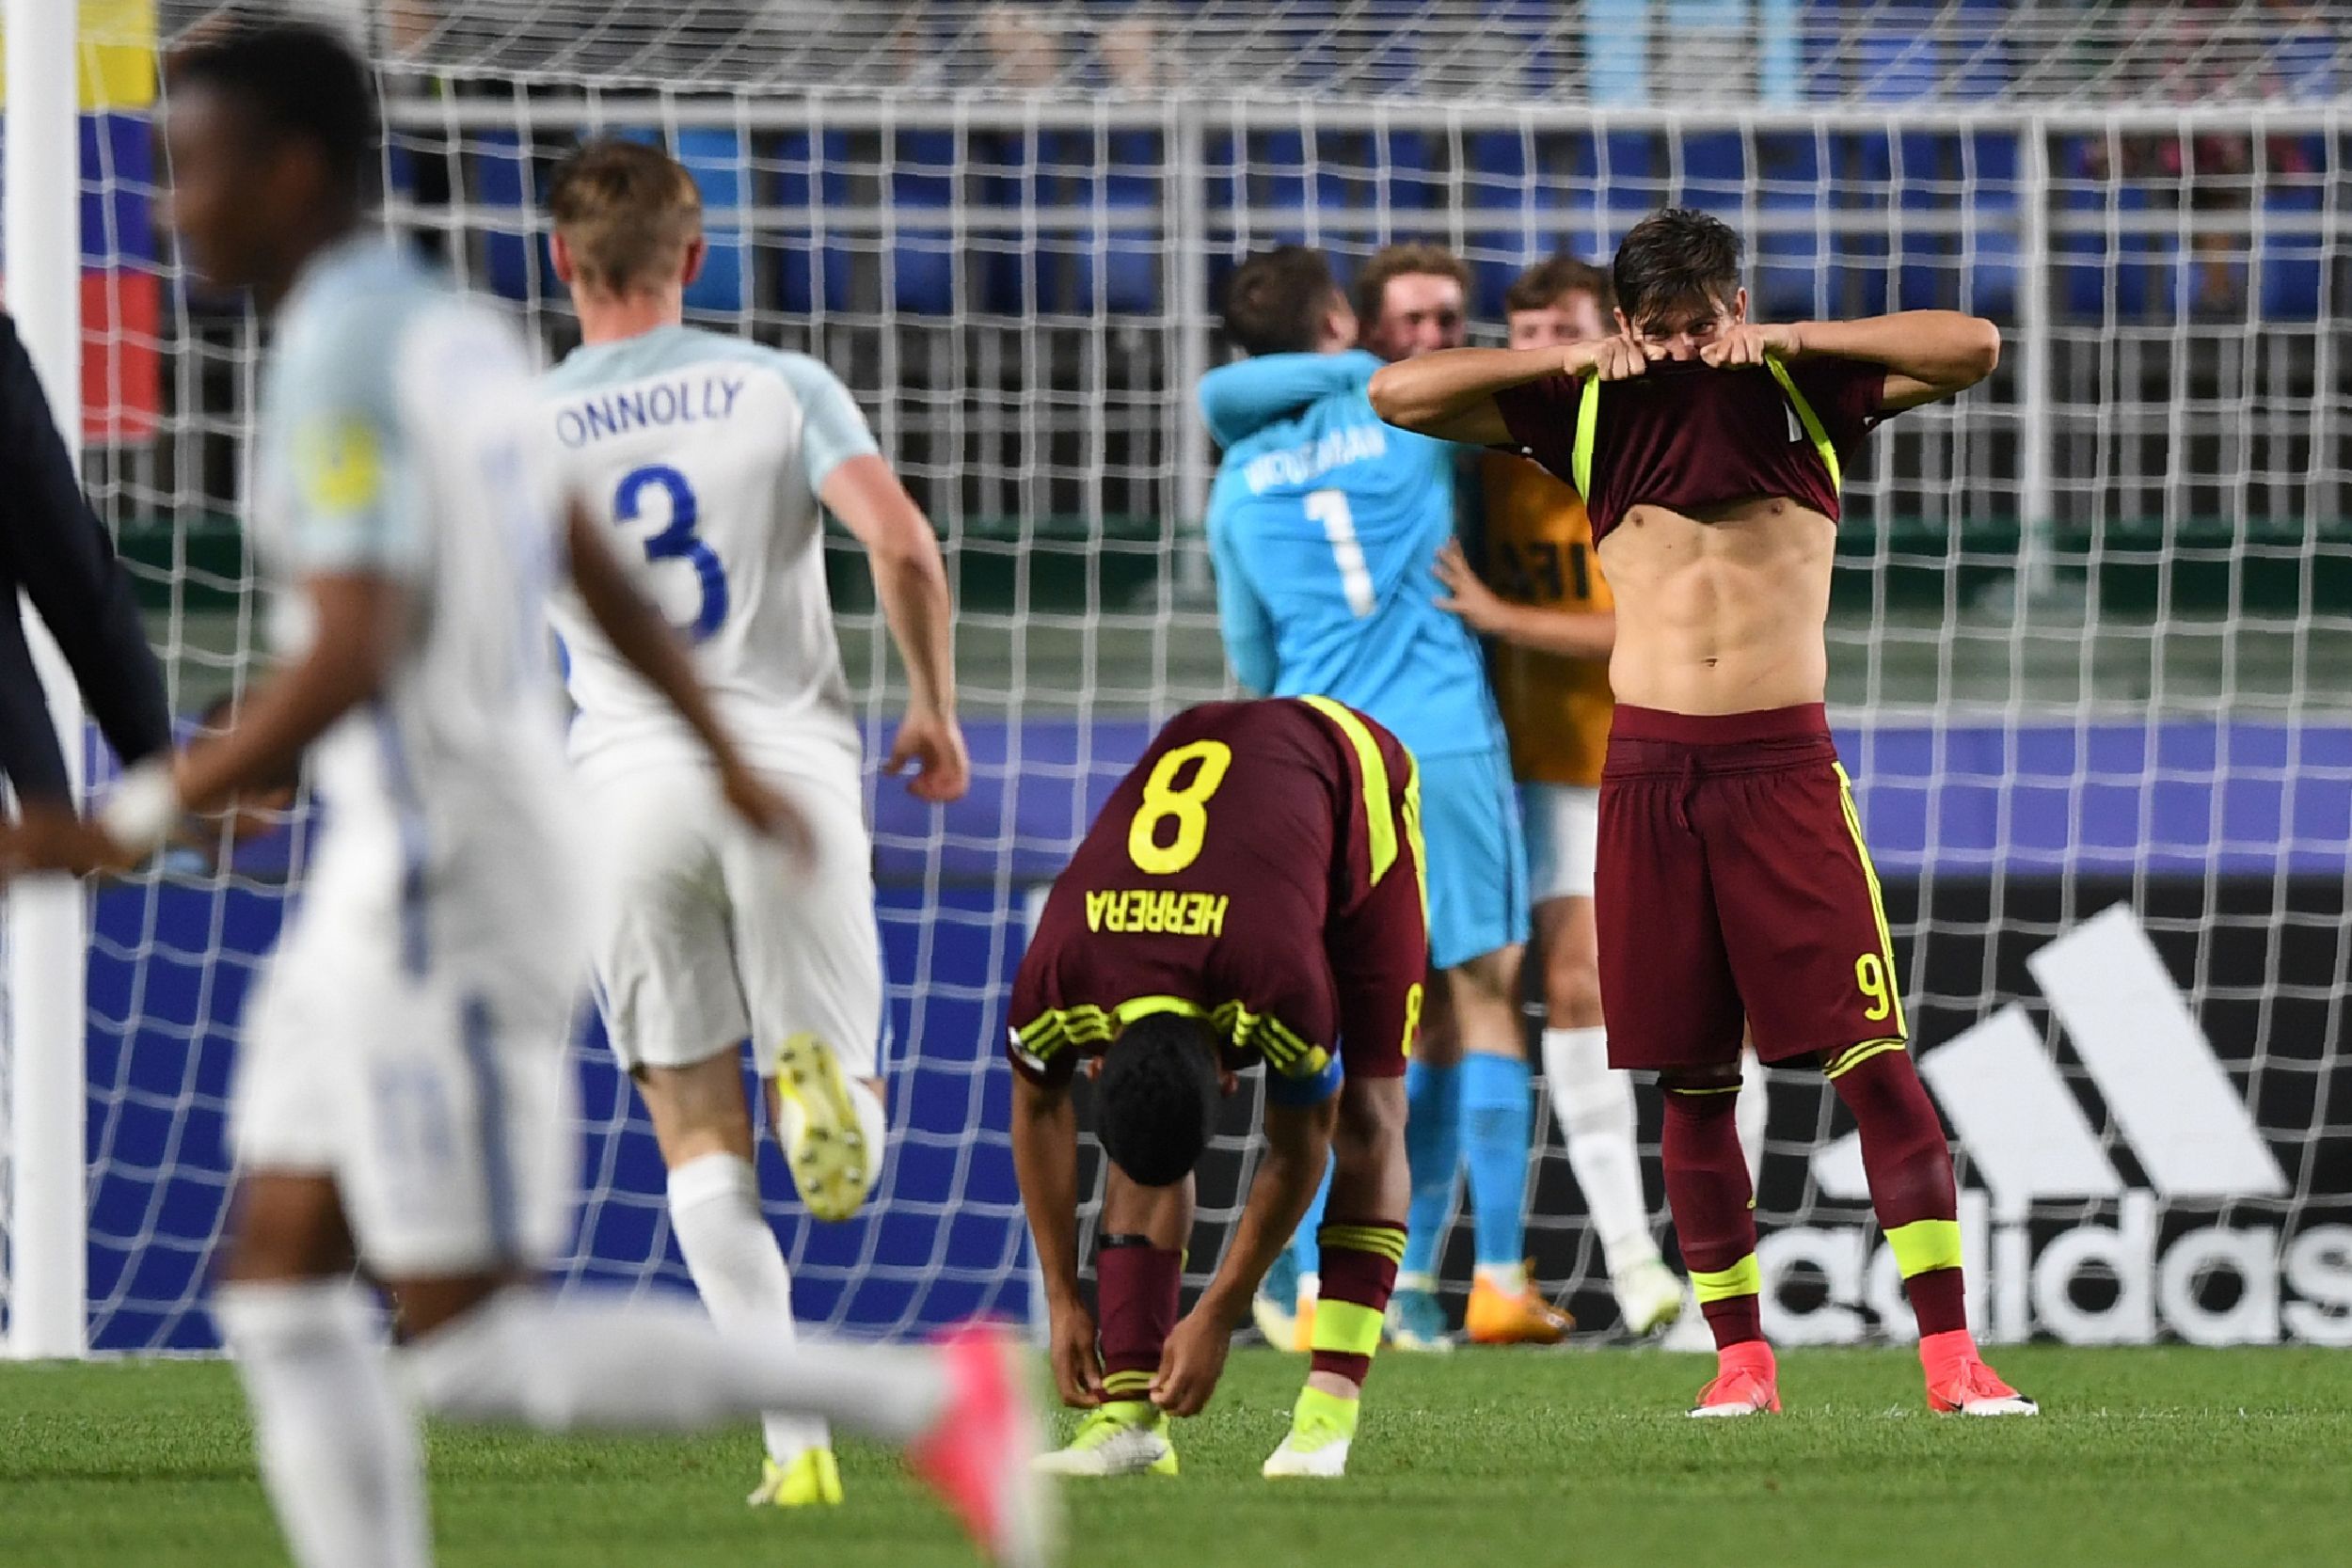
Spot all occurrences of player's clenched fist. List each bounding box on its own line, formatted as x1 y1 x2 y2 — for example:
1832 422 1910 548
1700 322 1804 369
884 703 972 803
1565 334 1656 382
1046 1300 1104 1408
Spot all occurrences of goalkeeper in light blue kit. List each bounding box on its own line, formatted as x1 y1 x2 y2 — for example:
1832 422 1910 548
1200 246 1567 1351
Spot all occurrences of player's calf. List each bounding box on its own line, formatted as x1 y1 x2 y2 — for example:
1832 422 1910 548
1263 1217 1405 1478
1036 1235 1182 1478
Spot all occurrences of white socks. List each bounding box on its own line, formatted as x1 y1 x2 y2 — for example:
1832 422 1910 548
668 1151 828 1464
404 1289 943 1443
1540 1026 1661 1278
1740 1050 1770 1192
215 1279 430 1568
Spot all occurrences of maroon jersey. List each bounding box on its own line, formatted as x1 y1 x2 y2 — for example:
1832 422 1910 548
1494 356 1888 544
1009 698 1428 1092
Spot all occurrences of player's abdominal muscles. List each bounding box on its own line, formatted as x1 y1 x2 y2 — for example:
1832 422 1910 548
1599 501 1836 715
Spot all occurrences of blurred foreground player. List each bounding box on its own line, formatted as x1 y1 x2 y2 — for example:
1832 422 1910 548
0 22 1050 1568
1373 209 2032 1418
1011 698 1422 1478
542 136 970 1508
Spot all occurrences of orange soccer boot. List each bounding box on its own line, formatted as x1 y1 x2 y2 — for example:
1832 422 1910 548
1464 1265 1574 1346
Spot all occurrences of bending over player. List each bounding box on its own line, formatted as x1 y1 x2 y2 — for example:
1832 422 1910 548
1373 208 2032 1417
1011 698 1422 1479
540 136 970 1508
0 24 1047 1568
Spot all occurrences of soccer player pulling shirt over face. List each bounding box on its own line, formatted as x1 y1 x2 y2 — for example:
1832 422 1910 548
1371 208 2034 1418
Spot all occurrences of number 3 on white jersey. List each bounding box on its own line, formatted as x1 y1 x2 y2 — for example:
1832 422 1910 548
1307 488 1375 617
613 462 728 641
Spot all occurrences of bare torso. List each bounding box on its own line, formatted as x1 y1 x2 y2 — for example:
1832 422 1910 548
1596 494 1835 714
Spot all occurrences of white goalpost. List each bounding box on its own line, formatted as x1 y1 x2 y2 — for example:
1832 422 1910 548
2 0 91 1361
11 1 2351 1356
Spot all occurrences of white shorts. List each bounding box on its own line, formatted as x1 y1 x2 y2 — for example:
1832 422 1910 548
1522 782 1600 903
583 753 882 1081
232 905 579 1277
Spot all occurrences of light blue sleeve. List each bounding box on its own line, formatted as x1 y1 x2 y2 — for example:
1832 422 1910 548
1208 503 1279 696
272 305 427 579
1199 351 1381 448
776 352 882 495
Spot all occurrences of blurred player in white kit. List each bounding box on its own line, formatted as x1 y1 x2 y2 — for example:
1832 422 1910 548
540 135 971 1507
0 20 1042 1568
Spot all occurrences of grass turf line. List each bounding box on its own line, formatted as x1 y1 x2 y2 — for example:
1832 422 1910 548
0 1346 2342 1567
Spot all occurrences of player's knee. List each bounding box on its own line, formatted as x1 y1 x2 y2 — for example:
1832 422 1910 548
1335 1074 1407 1164
1544 953 1605 1031
1446 946 1525 1037
1096 1012 1224 1188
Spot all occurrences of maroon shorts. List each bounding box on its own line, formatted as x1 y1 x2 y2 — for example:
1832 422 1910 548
1595 704 1907 1072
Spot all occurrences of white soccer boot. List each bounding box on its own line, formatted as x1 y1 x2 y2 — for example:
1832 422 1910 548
1614 1259 1691 1338
1033 1402 1178 1477
1261 1387 1357 1479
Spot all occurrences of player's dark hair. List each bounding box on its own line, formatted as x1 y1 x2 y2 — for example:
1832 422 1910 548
1505 254 1613 318
1096 1012 1222 1188
1223 245 1342 358
1612 209 1742 328
168 14 379 203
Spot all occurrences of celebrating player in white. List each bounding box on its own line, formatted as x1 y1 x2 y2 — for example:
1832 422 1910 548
0 23 1044 1568
539 137 971 1508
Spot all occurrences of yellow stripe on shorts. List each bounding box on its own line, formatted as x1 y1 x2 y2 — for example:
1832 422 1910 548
1832 763 1907 1038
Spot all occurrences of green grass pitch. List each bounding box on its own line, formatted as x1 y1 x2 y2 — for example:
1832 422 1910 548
2 1345 2342 1567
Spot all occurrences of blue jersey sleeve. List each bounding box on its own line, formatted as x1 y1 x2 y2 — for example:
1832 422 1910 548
1208 506 1279 694
1199 351 1381 448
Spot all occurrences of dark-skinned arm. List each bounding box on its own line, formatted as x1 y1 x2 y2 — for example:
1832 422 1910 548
1151 1091 1337 1416
1010 1069 1103 1407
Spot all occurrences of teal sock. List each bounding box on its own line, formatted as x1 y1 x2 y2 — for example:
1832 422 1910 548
1288 1157 1334 1279
1401 1058 1461 1278
1461 1052 1534 1270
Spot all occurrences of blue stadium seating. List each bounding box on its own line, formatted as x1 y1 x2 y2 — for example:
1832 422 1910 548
1754 134 1826 320
1959 129 2022 318
774 130 851 316
2259 182 2327 321
1484 0 1568 92
647 128 747 313
1073 129 1164 315
893 129 961 316
471 128 536 301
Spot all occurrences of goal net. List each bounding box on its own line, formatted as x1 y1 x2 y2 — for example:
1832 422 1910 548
17 0 2350 1353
